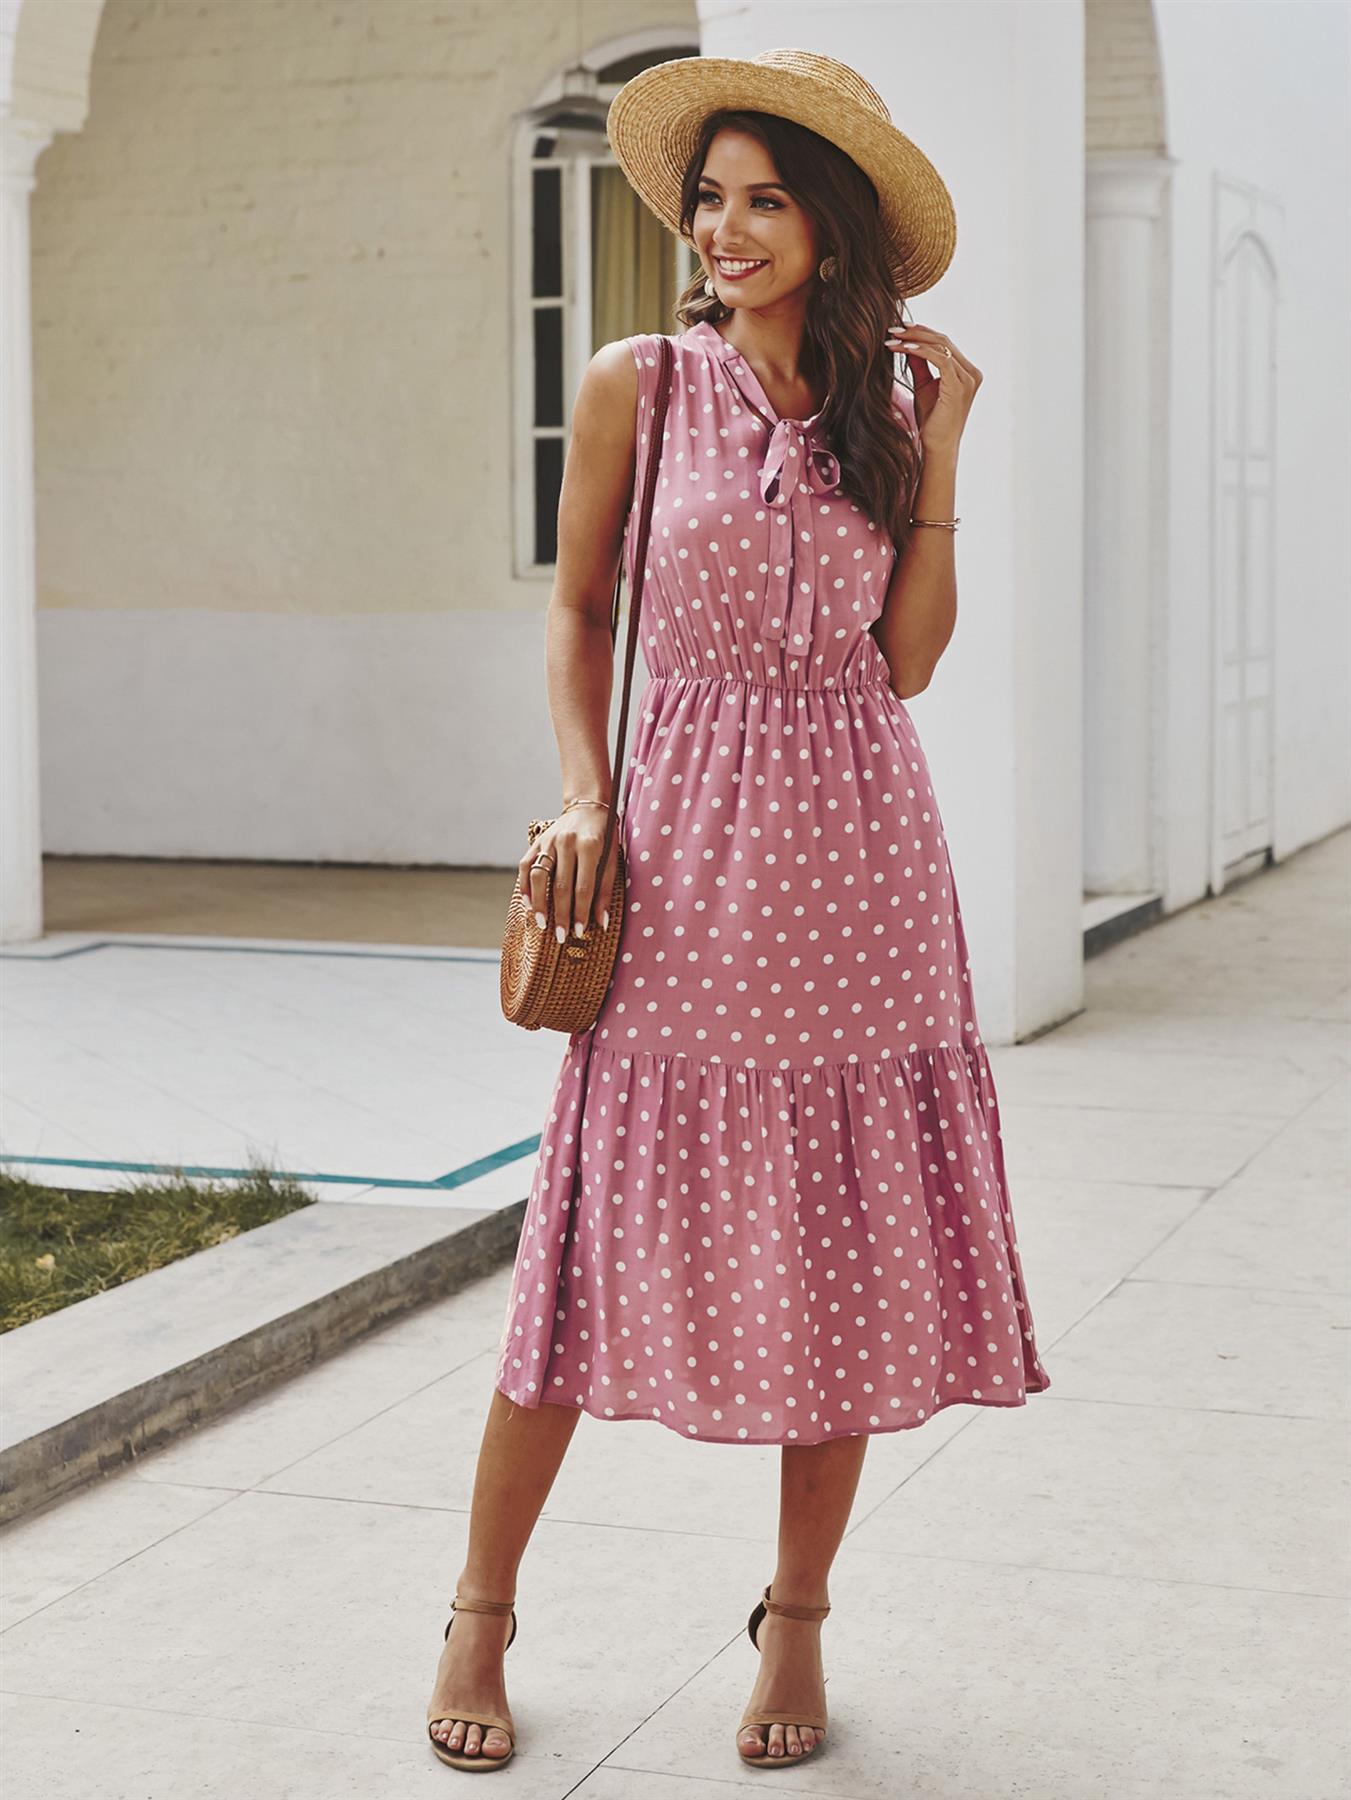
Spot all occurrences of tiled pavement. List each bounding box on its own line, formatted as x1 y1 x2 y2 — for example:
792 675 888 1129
2 831 1348 1798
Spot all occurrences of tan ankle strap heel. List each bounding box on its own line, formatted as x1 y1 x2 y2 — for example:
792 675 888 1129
427 1594 520 1771
737 1581 831 1768
759 1583 830 1623
441 1593 518 1649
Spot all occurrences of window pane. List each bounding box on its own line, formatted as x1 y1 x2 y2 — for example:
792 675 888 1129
533 305 563 428
591 165 679 350
532 166 562 298
534 437 564 565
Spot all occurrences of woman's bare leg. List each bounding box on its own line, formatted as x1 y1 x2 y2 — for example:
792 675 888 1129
737 1434 870 1761
427 1388 583 1759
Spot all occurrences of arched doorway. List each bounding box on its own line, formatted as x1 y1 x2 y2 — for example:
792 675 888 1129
1211 225 1278 889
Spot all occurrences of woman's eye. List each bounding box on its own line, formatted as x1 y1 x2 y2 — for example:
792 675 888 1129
696 190 782 209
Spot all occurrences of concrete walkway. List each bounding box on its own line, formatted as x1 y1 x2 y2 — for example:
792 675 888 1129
3 832 1348 1798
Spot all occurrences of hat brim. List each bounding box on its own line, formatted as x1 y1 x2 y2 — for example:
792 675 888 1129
605 55 956 298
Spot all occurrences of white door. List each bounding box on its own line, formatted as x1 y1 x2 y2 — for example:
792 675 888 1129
1212 231 1277 881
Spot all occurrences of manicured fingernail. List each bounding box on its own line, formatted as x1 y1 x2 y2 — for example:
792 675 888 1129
573 921 586 937
601 910 609 930
534 911 546 929
555 924 566 944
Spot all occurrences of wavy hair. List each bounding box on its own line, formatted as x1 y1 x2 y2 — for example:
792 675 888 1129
673 109 921 554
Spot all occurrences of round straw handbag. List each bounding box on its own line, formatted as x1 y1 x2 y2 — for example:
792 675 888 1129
500 334 673 1033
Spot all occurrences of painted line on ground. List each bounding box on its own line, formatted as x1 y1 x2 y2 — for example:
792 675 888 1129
0 938 499 965
0 1134 541 1192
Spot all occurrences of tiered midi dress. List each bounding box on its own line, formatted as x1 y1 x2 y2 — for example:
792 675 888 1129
493 320 1051 1445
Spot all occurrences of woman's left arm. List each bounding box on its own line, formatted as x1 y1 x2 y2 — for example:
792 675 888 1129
870 323 982 700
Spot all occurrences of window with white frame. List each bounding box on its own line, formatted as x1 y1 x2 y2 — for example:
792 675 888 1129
516 45 700 573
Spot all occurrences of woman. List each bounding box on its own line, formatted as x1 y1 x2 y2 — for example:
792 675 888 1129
427 48 1051 1775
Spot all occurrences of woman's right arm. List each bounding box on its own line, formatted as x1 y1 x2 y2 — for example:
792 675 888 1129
518 339 639 946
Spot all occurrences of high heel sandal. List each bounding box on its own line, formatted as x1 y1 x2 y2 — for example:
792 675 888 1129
426 1594 519 1773
736 1582 831 1770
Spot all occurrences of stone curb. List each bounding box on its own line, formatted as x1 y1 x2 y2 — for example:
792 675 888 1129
0 1197 525 1526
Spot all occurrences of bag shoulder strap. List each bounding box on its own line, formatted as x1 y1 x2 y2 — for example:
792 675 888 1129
591 334 673 920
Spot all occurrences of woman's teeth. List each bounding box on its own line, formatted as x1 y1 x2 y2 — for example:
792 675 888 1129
715 258 767 279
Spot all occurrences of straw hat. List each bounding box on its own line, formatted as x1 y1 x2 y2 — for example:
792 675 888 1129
605 47 956 298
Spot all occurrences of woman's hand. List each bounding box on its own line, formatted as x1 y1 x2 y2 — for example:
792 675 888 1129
518 804 621 945
884 318 981 452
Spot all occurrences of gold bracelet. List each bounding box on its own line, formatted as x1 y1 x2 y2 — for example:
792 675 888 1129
909 516 961 530
560 796 612 814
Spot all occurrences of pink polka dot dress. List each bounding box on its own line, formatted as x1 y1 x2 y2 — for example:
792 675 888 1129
494 320 1051 1445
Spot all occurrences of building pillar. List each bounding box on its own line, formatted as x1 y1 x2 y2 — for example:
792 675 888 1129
0 115 52 944
1084 153 1172 895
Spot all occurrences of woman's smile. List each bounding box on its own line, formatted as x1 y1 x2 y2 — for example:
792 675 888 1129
713 255 769 281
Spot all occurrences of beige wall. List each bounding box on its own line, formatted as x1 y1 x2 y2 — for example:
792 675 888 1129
31 0 695 619
1086 0 1166 154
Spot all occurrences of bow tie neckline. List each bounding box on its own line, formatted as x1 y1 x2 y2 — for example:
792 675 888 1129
682 322 846 654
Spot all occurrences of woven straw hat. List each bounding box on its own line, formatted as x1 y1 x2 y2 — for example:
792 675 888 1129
605 47 956 298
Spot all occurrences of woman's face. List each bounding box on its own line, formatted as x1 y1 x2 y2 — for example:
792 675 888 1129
691 127 821 311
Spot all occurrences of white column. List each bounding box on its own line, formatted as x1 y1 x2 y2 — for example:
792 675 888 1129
1083 154 1172 895
0 115 52 945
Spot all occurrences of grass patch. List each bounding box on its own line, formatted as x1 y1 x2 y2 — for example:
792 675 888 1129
0 1162 316 1333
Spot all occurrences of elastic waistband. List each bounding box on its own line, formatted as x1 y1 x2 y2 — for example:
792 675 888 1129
644 670 894 695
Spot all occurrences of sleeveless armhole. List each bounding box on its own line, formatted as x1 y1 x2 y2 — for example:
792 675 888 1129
892 377 922 512
622 332 672 588
891 376 918 440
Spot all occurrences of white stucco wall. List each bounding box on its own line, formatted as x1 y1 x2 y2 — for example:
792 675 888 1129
1154 0 1351 898
31 0 697 864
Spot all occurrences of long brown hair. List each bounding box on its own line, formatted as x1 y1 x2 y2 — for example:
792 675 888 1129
673 109 921 553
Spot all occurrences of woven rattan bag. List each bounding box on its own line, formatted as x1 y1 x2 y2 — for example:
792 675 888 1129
499 335 673 1032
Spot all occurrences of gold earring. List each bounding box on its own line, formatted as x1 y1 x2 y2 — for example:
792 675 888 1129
818 254 838 281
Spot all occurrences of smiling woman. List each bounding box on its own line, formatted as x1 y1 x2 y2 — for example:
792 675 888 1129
435 46 1047 1783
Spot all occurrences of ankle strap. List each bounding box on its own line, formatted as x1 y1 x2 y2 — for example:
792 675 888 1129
761 1583 830 1621
451 1595 516 1616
